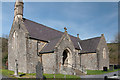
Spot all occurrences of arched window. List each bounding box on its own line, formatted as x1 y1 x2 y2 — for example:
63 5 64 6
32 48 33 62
103 48 106 59
13 31 17 49
12 31 18 53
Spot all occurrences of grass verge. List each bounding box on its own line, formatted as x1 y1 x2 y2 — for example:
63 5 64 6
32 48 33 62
87 69 120 75
0 69 80 78
0 69 14 78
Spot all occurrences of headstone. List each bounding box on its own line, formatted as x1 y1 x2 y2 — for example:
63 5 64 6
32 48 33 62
103 67 107 71
36 61 43 79
117 65 120 69
14 59 19 77
114 65 118 69
119 69 120 76
109 65 114 71
53 66 55 79
64 74 66 80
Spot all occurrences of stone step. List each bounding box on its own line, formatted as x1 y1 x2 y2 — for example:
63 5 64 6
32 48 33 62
62 67 75 75
74 69 86 75
61 66 86 75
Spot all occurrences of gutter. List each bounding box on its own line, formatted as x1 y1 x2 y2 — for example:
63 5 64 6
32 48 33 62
29 36 49 43
39 51 54 54
78 52 96 54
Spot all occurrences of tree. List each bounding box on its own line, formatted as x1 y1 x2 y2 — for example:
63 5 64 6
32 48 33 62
113 33 120 43
0 34 8 69
2 34 8 39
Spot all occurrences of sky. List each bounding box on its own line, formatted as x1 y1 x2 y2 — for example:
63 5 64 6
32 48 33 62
1 2 118 43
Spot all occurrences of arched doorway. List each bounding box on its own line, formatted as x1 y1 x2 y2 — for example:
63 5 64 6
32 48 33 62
62 48 72 67
62 50 68 66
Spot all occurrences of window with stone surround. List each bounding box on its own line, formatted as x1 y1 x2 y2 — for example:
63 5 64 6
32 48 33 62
103 48 106 59
13 31 17 49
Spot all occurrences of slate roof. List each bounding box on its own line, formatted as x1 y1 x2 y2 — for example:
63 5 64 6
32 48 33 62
41 37 61 53
23 18 101 53
79 37 101 54
23 18 81 53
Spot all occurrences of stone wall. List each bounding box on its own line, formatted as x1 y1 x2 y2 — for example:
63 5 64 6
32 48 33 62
8 20 27 73
8 19 47 73
42 53 56 74
27 39 46 73
17 27 27 73
97 36 109 70
55 32 76 74
80 53 98 70
75 50 80 69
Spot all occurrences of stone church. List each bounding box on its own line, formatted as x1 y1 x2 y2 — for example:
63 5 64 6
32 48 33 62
8 0 109 75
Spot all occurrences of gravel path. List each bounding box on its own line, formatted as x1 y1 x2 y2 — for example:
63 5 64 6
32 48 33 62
80 70 119 80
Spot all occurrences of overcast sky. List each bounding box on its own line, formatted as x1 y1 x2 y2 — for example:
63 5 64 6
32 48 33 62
1 2 118 43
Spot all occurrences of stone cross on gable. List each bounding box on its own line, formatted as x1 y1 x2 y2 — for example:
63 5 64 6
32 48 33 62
64 27 67 32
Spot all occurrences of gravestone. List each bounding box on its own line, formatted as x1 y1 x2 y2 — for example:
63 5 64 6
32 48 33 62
117 65 120 69
103 67 107 71
14 59 19 77
114 65 118 69
109 65 113 71
36 61 43 79
119 69 120 76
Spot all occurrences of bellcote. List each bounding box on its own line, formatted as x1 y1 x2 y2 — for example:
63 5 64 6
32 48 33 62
14 0 24 19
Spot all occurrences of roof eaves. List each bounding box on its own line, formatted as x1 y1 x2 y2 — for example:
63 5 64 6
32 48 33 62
29 36 49 43
39 51 54 54
79 51 96 54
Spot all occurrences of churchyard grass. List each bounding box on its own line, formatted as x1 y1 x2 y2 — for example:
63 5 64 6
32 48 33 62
1 69 120 78
0 69 15 78
44 73 80 78
87 69 120 75
0 69 80 78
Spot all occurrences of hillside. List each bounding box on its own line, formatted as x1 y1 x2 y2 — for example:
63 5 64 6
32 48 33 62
0 37 8 69
107 43 119 64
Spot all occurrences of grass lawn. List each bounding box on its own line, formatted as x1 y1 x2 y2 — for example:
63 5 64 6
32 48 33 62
0 69 80 79
87 69 120 75
0 69 15 78
43 73 80 78
2 68 119 79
